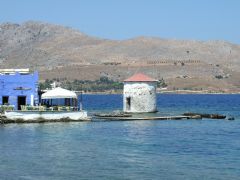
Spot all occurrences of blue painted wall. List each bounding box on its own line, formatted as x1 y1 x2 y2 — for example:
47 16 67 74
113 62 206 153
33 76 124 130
0 72 39 110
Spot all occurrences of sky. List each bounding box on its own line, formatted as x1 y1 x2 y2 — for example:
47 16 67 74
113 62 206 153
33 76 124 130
0 0 239 44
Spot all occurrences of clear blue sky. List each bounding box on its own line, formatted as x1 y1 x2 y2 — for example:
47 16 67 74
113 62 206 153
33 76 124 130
0 0 239 44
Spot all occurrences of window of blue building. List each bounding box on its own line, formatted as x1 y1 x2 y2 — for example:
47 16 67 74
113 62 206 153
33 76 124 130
2 96 9 105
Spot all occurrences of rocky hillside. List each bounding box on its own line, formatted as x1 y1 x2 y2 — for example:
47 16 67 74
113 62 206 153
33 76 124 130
0 21 240 92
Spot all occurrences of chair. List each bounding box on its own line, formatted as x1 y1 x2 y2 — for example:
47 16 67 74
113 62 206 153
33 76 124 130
39 106 46 111
21 105 26 111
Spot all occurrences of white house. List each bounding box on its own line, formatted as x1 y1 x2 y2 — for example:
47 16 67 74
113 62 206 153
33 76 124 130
123 73 158 113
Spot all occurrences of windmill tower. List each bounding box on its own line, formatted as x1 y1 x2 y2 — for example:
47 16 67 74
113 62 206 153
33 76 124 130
123 73 158 113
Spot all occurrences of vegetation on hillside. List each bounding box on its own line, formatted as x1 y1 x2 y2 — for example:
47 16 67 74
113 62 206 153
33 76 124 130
157 78 167 88
39 76 167 92
39 76 123 92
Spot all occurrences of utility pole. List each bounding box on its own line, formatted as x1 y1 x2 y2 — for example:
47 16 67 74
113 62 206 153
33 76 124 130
79 84 83 111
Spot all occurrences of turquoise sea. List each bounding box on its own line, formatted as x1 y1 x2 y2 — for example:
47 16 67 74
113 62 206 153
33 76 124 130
0 94 240 180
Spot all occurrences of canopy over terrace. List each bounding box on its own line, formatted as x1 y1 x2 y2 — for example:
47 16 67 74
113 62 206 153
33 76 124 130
41 87 78 110
41 87 77 99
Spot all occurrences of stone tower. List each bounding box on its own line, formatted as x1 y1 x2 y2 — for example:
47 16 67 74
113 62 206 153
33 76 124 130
123 73 158 113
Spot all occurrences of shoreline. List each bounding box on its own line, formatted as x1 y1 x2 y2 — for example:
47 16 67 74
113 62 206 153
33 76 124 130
79 91 240 95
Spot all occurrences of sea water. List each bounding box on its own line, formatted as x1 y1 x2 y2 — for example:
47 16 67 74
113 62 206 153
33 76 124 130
0 94 240 180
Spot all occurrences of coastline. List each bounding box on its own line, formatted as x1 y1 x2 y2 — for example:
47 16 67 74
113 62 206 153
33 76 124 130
158 90 240 94
79 90 240 95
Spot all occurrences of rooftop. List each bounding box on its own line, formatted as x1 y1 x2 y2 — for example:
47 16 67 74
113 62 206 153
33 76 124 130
0 68 30 75
124 73 158 82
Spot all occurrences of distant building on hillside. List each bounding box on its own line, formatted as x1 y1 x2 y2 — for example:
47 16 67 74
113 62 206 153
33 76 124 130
123 73 158 113
0 69 39 110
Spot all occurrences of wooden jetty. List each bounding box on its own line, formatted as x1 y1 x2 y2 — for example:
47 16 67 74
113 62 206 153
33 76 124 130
94 112 229 121
94 115 200 121
94 112 132 118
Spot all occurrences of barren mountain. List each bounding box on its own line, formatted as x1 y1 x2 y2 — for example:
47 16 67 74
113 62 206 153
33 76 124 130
0 21 240 92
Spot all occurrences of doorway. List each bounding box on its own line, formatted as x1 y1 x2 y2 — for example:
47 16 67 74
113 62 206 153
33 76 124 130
2 96 9 105
18 96 26 110
64 98 71 106
126 97 131 111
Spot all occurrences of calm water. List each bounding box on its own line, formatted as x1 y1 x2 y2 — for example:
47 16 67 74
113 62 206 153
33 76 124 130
0 94 240 180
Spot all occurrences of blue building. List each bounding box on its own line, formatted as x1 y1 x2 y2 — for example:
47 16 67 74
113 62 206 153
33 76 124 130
0 69 39 110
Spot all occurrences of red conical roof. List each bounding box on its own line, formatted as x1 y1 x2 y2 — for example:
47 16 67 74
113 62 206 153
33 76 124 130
124 73 158 82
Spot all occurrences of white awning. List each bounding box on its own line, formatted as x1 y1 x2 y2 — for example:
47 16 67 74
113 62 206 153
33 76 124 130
41 87 77 99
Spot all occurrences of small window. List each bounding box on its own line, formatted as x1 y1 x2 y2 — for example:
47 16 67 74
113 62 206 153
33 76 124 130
2 96 9 105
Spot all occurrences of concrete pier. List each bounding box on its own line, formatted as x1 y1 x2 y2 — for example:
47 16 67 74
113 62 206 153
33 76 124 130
94 115 200 121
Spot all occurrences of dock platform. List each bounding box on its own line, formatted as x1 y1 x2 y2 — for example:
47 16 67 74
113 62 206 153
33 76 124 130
94 115 199 121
